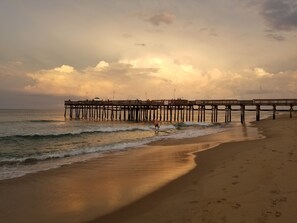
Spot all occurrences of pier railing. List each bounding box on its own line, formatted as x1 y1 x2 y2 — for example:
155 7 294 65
64 99 297 123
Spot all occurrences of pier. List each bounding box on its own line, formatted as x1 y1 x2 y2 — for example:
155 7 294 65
64 99 297 124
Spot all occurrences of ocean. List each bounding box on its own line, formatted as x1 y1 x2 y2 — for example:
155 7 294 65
0 109 240 181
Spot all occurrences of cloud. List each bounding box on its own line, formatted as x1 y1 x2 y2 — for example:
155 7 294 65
9 61 23 66
147 11 175 26
94 61 109 71
23 56 297 100
54 65 75 73
254 67 274 77
240 68 297 98
260 0 297 31
24 60 165 99
265 32 286 41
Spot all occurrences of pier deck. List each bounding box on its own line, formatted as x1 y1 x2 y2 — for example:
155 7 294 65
64 99 297 123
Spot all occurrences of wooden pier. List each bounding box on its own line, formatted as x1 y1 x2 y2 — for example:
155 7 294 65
64 99 297 124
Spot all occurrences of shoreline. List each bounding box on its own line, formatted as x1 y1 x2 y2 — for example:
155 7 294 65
89 115 297 223
0 120 261 223
0 120 226 181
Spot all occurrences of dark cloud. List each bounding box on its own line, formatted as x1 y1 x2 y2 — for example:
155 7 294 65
266 33 286 41
147 12 175 26
261 0 297 30
265 30 286 41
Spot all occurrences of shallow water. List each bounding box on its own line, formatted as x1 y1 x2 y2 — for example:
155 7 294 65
0 109 230 180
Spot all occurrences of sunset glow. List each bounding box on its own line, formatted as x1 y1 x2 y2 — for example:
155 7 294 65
1 0 297 108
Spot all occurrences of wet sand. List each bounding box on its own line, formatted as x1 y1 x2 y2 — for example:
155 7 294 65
91 115 297 223
0 122 259 223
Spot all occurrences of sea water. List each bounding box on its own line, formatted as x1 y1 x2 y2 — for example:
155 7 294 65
0 109 267 180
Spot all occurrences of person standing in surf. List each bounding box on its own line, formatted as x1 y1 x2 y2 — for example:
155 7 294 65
154 120 160 132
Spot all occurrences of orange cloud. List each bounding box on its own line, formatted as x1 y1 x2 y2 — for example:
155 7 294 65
24 58 297 100
54 65 75 73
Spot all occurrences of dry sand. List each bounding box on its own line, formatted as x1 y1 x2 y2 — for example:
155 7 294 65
0 115 296 223
91 115 297 223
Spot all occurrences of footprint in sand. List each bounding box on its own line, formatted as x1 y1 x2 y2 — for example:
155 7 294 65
232 182 239 185
274 211 282 218
216 198 227 203
270 190 280 195
271 197 287 206
288 151 294 156
232 203 241 209
263 209 282 219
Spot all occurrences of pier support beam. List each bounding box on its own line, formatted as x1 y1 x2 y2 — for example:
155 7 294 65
273 105 276 120
256 105 260 121
240 105 245 124
70 106 73 119
224 105 231 123
211 105 218 123
198 105 205 122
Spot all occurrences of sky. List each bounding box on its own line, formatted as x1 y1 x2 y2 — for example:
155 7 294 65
0 0 297 108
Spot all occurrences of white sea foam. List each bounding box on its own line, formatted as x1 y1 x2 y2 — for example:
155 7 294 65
161 126 225 140
0 125 155 138
0 123 226 180
0 140 151 180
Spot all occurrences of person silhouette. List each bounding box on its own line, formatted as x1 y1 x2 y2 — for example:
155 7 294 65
154 120 160 132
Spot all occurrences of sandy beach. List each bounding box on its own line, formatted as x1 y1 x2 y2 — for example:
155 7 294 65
91 115 297 223
0 115 296 223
